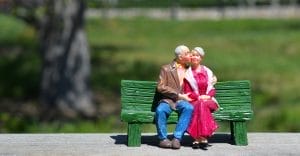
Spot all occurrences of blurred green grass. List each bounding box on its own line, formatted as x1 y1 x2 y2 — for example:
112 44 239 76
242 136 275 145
1 13 300 132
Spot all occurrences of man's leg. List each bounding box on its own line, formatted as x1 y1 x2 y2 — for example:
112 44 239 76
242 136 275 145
173 100 194 140
155 102 172 140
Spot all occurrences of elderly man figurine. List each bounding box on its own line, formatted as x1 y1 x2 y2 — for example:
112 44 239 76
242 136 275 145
155 45 194 149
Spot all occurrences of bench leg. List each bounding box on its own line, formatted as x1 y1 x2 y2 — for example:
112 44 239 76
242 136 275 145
127 123 141 147
230 121 248 146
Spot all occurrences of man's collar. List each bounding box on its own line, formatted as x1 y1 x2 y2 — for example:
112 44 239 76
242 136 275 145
175 62 185 69
173 60 189 69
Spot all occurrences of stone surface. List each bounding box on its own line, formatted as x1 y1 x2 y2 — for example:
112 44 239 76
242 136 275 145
0 133 299 156
87 7 300 19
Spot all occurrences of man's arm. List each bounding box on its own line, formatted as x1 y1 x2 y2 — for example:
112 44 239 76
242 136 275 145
156 67 179 101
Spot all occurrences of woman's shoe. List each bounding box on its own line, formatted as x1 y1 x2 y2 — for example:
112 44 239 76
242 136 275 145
199 142 208 150
192 142 200 149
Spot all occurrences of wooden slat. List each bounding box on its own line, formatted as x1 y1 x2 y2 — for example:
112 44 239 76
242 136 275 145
122 80 251 89
121 80 250 92
122 105 154 112
122 88 156 94
219 107 252 112
121 89 251 100
122 87 250 98
215 80 251 89
122 97 154 103
122 100 252 109
122 105 153 112
121 80 157 89
121 110 178 123
122 105 251 112
218 99 251 105
121 110 253 122
122 90 251 98
122 104 252 113
216 89 250 97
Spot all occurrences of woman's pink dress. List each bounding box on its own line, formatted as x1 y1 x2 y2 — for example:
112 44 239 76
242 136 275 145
183 66 219 139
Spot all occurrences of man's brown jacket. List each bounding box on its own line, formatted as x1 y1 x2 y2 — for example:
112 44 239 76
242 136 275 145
157 61 182 109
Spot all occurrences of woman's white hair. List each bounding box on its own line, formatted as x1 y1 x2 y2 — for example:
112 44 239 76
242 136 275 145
194 47 205 57
174 45 189 57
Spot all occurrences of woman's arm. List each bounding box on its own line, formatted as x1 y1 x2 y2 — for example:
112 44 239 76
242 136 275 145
183 79 198 101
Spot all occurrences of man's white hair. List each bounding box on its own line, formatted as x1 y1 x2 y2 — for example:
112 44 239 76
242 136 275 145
174 45 189 57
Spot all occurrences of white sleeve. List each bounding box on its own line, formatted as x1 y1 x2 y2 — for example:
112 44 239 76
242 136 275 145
203 66 216 94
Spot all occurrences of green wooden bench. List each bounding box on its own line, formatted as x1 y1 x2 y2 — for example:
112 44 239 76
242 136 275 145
120 80 253 147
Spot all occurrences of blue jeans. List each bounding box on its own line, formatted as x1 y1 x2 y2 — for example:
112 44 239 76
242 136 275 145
155 100 193 141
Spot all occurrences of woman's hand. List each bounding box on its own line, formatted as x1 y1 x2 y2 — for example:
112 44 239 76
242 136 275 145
198 95 211 101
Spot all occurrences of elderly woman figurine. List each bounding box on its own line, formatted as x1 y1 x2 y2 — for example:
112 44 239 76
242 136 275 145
183 47 219 150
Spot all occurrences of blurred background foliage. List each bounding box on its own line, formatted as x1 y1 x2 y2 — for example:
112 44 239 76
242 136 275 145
1 0 300 133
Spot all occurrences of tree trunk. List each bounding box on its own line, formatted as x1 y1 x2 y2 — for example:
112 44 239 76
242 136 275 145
39 0 95 118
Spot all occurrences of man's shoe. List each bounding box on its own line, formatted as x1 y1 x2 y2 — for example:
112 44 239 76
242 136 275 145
171 138 181 149
159 139 172 148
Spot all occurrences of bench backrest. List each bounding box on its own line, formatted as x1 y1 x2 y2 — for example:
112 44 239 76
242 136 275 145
121 80 253 123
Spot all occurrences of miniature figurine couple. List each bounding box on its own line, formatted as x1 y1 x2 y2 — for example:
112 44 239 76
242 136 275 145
155 45 219 150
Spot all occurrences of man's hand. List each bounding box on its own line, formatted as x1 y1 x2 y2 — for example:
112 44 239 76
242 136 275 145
178 93 192 101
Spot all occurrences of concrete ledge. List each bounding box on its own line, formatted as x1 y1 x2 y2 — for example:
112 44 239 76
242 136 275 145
87 7 300 19
0 133 299 156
